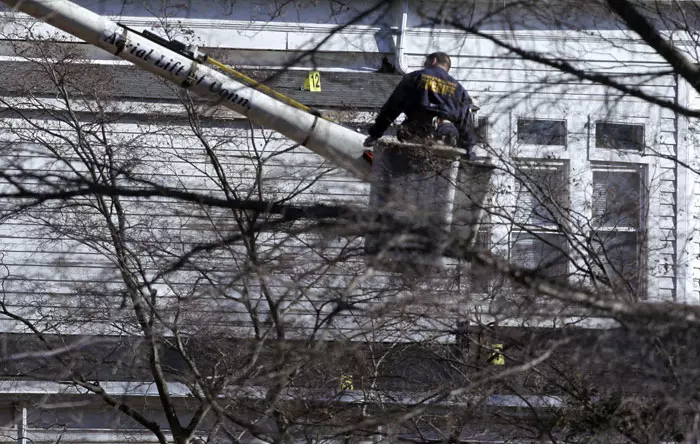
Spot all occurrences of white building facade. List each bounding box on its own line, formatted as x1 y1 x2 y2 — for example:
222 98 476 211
0 0 695 441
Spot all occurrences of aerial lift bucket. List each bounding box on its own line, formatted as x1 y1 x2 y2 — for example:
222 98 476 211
364 138 494 272
450 158 495 252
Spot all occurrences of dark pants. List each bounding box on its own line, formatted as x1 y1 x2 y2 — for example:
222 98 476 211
397 119 460 147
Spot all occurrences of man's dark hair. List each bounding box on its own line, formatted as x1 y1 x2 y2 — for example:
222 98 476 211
427 52 451 70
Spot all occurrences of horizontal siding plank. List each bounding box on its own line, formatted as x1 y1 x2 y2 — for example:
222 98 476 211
404 34 670 64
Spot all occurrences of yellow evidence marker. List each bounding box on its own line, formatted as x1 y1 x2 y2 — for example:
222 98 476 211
304 71 322 92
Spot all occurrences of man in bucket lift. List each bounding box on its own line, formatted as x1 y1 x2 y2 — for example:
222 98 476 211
363 52 477 160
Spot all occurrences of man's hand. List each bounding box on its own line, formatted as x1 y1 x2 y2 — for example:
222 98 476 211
363 136 378 147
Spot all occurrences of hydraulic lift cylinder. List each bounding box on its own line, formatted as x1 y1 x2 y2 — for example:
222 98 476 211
0 0 370 178
1 0 495 273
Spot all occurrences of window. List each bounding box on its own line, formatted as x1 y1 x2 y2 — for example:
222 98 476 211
590 163 646 298
511 162 570 279
515 162 569 228
517 119 567 146
592 169 642 229
476 116 489 145
511 232 569 279
595 122 644 151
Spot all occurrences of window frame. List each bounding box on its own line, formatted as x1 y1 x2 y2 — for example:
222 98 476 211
584 111 659 298
517 118 568 146
509 160 571 281
589 161 648 299
587 115 655 164
510 112 569 158
475 114 490 146
591 163 646 231
594 121 645 153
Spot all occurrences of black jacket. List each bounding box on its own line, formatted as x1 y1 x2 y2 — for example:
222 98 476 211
368 66 475 148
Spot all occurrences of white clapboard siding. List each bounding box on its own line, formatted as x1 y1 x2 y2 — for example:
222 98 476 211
0 0 688 342
0 111 467 340
687 88 700 303
407 54 677 103
653 164 680 301
0 213 467 340
0 117 370 205
0 71 682 340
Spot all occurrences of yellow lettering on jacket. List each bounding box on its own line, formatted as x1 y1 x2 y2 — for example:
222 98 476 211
420 74 457 95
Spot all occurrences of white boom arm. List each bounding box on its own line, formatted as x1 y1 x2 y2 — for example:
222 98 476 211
0 0 371 178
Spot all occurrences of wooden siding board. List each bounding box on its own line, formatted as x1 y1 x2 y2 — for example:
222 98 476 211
688 88 700 303
0 169 470 337
404 34 669 64
0 60 403 110
449 65 677 86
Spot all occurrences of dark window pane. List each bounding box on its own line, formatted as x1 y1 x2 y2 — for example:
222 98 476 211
595 122 644 151
476 117 489 144
517 119 567 145
593 231 643 298
516 164 568 227
511 232 569 279
592 169 642 229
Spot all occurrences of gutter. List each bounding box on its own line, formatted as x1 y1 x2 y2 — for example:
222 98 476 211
395 0 409 74
0 379 564 409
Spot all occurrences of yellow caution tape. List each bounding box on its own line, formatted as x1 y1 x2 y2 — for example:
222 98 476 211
206 57 329 120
